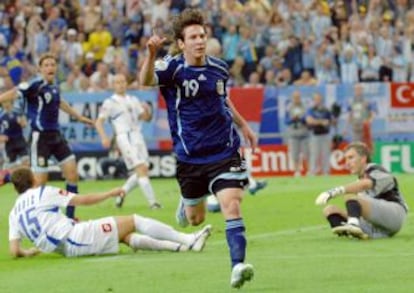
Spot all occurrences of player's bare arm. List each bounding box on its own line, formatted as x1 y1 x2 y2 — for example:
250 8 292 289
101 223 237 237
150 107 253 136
94 116 111 148
9 239 40 258
68 187 125 206
226 98 258 150
59 99 95 126
139 31 167 86
0 88 18 104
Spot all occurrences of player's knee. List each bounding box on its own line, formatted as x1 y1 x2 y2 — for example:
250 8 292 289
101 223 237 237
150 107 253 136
323 205 341 217
188 215 204 226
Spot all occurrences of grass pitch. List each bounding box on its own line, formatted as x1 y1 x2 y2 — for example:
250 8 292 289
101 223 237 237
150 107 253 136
0 174 413 293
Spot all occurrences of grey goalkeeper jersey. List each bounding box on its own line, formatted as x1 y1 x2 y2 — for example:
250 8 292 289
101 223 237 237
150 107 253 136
359 163 408 211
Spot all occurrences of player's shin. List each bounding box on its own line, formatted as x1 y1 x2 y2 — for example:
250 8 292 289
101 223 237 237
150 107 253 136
133 214 193 245
225 218 247 267
129 234 185 252
66 183 78 219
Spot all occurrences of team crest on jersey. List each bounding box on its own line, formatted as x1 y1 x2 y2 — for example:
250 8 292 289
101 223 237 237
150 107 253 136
216 80 225 95
154 60 168 71
59 189 69 196
38 156 46 167
102 223 112 233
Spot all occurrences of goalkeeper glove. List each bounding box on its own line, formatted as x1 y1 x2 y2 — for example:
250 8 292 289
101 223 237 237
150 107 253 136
315 186 345 205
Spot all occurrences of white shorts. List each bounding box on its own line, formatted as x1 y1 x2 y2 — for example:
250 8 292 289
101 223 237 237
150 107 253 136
62 217 119 257
116 131 149 170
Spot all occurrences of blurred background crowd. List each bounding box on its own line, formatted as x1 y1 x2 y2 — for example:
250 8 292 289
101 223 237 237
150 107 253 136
0 0 414 92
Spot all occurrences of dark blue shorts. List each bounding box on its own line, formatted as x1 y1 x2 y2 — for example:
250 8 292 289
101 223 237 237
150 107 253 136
176 152 248 199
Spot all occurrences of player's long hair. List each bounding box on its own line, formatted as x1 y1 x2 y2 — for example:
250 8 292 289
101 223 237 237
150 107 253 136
172 8 205 41
11 167 35 194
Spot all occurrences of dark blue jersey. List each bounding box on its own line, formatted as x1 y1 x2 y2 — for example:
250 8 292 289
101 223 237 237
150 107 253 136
0 110 24 138
156 54 240 164
17 77 61 131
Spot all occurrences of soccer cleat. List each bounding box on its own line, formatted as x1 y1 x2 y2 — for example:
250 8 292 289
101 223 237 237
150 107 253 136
332 223 369 240
150 202 162 210
230 263 254 288
190 224 212 252
115 196 124 208
176 244 190 252
248 180 267 195
175 198 189 227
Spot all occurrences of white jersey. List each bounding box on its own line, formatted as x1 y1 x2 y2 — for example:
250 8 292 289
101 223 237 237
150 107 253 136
9 186 76 253
98 94 145 135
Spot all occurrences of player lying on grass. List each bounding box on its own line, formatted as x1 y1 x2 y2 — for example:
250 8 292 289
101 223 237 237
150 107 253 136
315 142 407 239
8 167 211 258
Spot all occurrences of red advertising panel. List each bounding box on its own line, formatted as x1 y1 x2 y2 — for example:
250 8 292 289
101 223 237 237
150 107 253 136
244 144 349 177
390 83 414 108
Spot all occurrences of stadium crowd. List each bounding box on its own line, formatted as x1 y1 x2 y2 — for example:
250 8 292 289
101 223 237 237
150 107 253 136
0 0 414 92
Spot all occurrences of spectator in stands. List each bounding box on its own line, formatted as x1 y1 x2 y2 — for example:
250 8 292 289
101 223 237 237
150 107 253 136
88 21 113 62
316 57 340 84
89 61 114 91
61 28 84 75
285 91 309 177
294 69 317 86
81 52 97 77
237 25 258 80
305 93 332 176
339 45 359 84
346 84 375 151
222 24 240 67
82 0 102 34
360 45 382 82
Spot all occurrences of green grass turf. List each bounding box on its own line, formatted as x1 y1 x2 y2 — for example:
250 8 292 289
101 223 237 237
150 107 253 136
0 174 413 293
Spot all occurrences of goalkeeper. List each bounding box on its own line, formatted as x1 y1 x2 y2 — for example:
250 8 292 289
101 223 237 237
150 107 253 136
315 142 407 239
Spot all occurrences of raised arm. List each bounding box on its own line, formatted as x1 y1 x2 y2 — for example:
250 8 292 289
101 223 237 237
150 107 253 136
226 98 257 151
68 187 125 206
59 98 94 126
0 88 18 104
139 32 167 86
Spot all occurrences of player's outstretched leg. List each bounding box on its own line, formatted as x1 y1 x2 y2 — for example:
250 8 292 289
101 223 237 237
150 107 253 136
175 198 189 227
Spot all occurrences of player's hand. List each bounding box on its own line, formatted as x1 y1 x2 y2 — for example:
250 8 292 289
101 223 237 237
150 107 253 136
79 116 95 127
240 124 258 152
108 187 126 198
315 186 345 205
147 29 167 57
101 137 111 149
315 191 331 205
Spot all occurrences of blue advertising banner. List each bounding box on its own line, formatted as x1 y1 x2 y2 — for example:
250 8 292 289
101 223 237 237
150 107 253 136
61 90 158 151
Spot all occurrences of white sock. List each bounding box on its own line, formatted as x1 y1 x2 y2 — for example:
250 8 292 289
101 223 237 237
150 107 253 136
129 234 181 251
122 174 138 194
347 217 360 226
133 214 194 245
138 176 157 205
248 176 257 189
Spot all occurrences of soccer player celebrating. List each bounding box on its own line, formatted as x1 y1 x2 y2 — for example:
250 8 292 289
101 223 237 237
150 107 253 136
8 167 211 258
95 73 161 209
0 53 94 219
140 8 256 288
0 100 29 170
315 142 408 239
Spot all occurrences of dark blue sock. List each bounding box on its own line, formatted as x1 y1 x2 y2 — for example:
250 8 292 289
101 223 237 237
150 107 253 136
225 218 247 268
66 183 78 219
4 172 11 183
